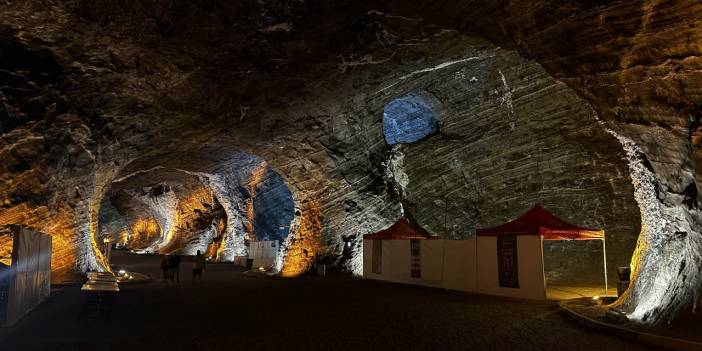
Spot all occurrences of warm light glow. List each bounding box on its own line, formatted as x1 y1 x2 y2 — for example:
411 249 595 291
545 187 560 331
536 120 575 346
280 200 323 277
0 204 79 274
0 233 12 266
204 240 219 260
158 187 218 254
600 117 698 325
127 217 161 250
118 229 129 245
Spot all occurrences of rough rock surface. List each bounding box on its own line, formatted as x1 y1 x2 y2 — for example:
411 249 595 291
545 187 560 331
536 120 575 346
0 1 700 326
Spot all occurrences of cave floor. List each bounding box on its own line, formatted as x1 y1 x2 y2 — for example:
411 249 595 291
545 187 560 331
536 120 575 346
0 252 655 351
546 285 617 300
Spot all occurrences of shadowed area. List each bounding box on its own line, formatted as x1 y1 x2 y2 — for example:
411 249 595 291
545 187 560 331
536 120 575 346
0 251 654 351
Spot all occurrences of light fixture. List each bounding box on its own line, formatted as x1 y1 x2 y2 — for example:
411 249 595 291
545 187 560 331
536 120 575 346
118 269 126 275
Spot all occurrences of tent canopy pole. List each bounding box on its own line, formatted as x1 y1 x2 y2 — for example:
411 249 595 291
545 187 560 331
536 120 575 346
602 237 608 297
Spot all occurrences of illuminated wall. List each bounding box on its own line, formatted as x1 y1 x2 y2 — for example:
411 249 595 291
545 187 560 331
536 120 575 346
279 200 323 277
165 187 225 256
0 204 78 274
605 124 702 325
0 228 12 266
383 91 439 145
126 217 161 250
252 168 294 243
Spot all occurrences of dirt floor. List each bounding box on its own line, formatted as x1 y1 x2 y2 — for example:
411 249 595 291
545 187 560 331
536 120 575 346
0 251 656 351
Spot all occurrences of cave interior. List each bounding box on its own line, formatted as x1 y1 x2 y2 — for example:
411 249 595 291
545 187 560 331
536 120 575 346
0 0 701 332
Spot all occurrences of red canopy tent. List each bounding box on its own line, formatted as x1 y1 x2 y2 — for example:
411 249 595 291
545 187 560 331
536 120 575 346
475 204 604 240
363 218 437 240
476 204 608 295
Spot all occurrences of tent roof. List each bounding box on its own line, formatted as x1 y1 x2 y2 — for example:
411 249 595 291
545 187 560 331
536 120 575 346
475 204 604 240
363 217 438 240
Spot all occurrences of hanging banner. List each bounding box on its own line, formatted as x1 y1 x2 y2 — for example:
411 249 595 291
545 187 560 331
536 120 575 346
372 240 382 274
497 236 519 288
410 239 421 278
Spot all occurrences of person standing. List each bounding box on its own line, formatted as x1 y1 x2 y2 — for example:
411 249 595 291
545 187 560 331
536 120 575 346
170 254 181 283
160 255 171 283
192 250 205 282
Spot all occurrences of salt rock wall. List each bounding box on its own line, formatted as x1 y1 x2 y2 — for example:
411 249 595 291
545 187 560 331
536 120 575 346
0 25 106 273
164 187 226 256
381 0 702 325
317 32 639 284
105 170 228 256
125 217 161 251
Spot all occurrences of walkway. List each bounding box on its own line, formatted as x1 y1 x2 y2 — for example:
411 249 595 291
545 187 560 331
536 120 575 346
0 252 654 351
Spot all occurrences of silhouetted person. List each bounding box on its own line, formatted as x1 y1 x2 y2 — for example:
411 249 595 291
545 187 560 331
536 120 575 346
170 254 181 283
192 250 205 282
160 255 170 282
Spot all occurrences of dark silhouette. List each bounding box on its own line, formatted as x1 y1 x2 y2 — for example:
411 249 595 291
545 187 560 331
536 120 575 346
170 254 181 283
192 250 205 282
160 255 170 282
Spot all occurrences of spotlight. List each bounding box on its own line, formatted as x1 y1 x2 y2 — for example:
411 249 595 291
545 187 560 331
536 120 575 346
118 269 126 276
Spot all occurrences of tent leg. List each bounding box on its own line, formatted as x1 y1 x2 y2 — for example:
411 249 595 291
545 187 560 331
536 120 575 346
602 238 608 297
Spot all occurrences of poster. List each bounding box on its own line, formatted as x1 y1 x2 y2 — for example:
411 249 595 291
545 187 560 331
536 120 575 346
372 239 382 274
410 239 421 278
497 236 519 288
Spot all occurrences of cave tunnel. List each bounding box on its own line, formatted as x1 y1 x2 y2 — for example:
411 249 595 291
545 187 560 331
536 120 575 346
96 150 297 263
1 1 702 349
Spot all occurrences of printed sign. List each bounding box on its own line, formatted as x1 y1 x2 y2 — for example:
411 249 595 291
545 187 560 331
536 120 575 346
410 239 421 278
497 236 519 288
372 239 382 274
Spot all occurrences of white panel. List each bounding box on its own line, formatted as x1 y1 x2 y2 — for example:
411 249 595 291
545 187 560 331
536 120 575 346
4 226 52 326
515 235 546 299
362 240 372 278
417 240 443 287
442 239 478 292
387 240 410 283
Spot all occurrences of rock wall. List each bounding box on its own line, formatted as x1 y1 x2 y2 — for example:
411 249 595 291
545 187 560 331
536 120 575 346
381 0 702 325
313 32 639 283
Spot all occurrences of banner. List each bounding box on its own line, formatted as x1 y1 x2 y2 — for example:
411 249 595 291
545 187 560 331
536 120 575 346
372 239 382 274
410 239 421 278
497 236 519 288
